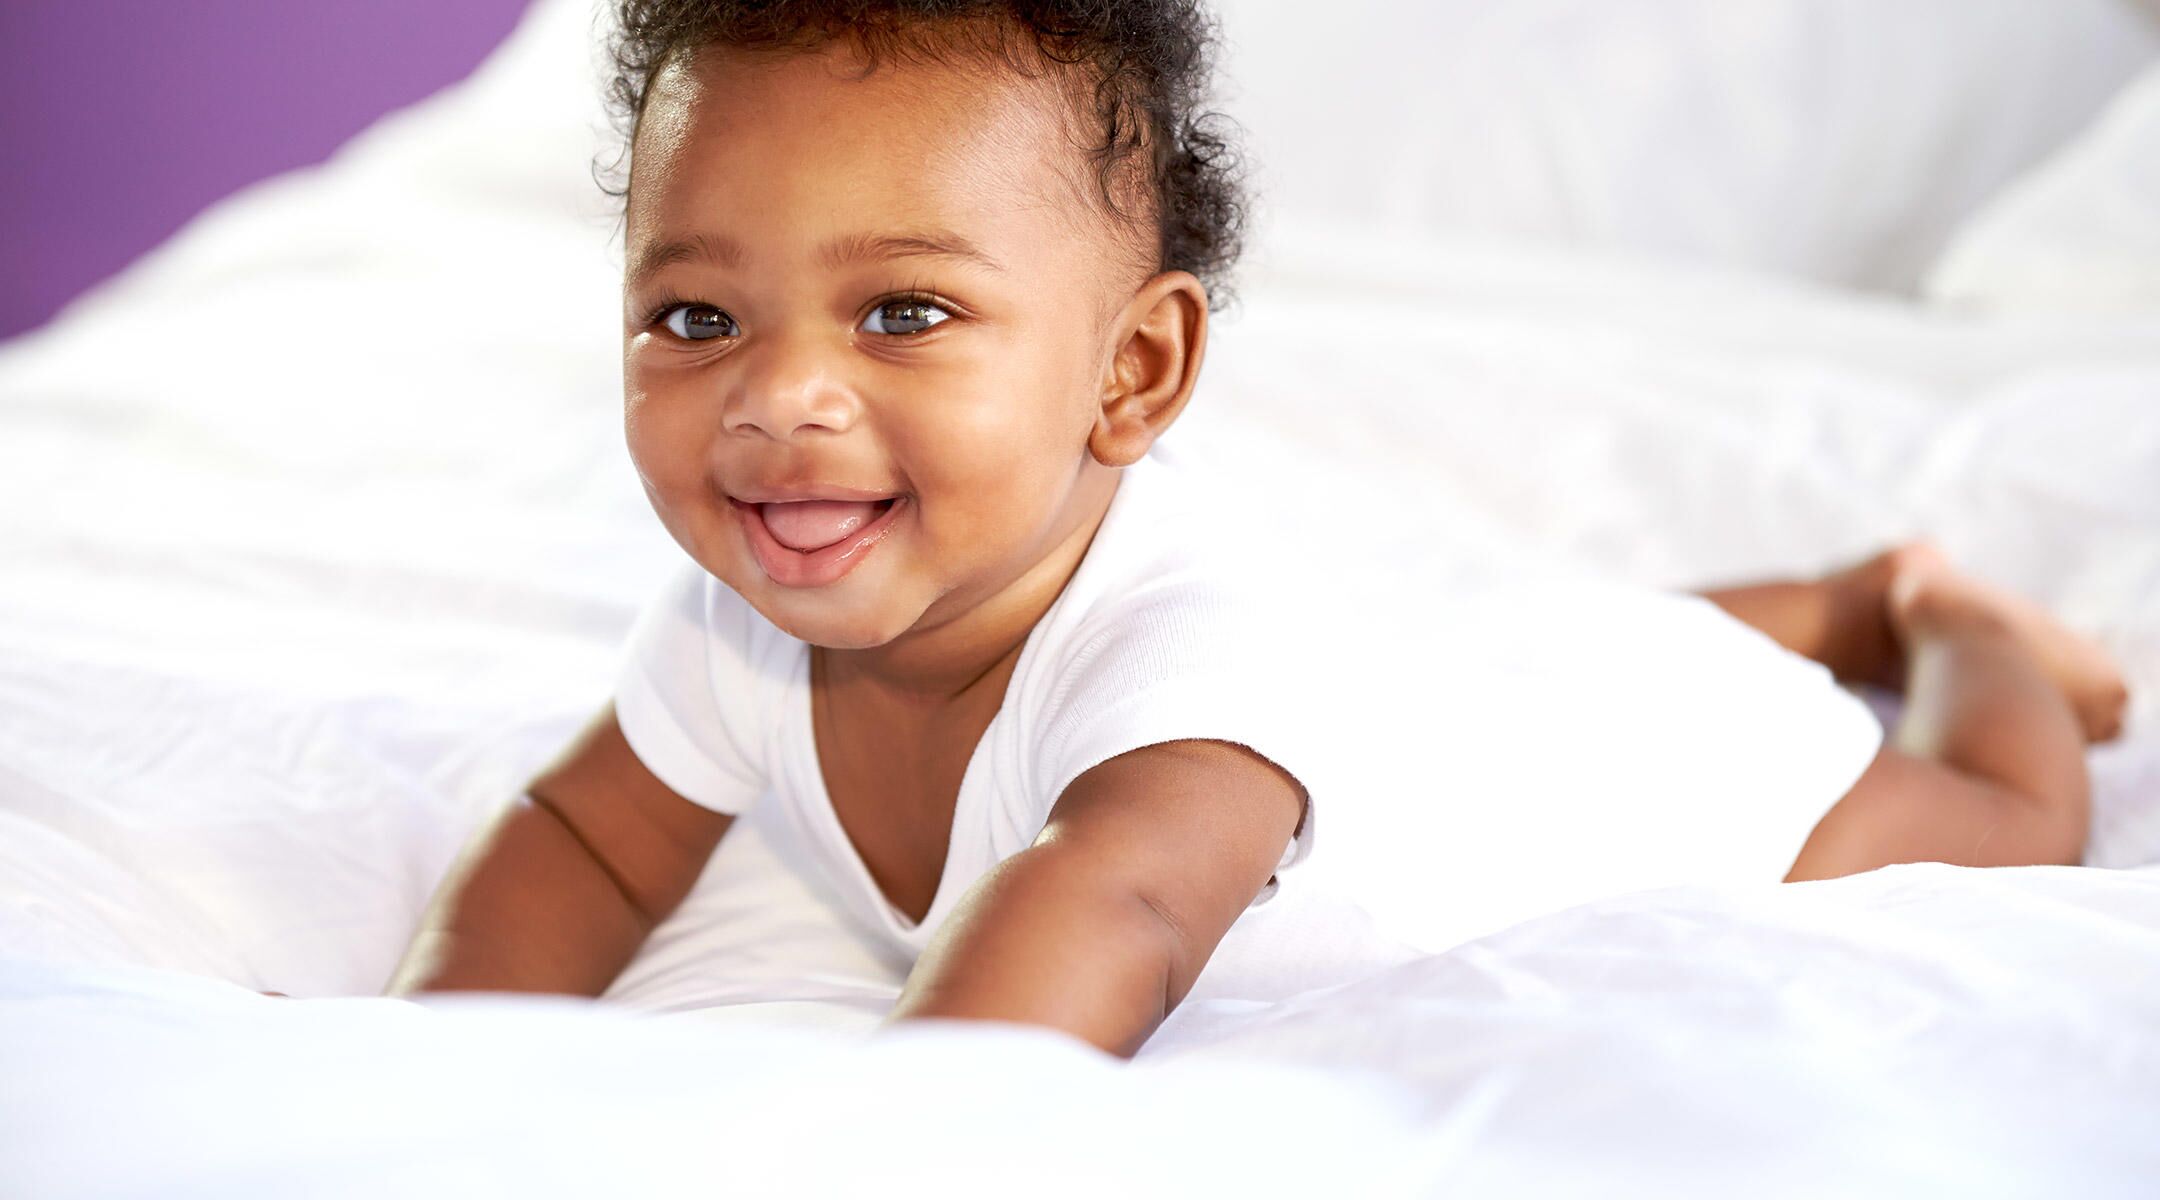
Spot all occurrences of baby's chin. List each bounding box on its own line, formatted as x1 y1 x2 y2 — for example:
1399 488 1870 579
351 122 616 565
782 612 918 652
733 571 930 651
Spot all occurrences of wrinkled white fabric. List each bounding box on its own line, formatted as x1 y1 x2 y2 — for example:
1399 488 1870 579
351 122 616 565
1927 62 2160 314
6 863 2160 1198
1220 0 2159 291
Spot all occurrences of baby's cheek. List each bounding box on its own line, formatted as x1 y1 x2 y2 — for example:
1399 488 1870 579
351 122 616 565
899 423 1071 570
951 397 1077 480
624 392 712 491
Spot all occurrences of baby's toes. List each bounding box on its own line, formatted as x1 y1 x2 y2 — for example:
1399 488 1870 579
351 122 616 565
2041 628 2129 743
1877 539 1950 584
2077 675 2130 744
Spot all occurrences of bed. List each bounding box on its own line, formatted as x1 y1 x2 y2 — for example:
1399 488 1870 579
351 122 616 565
4 0 2158 1194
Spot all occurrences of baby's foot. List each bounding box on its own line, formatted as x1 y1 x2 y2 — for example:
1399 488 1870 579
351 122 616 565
1881 541 2130 743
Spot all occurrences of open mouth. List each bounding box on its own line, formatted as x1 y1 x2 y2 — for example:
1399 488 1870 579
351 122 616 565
756 496 898 552
730 494 906 588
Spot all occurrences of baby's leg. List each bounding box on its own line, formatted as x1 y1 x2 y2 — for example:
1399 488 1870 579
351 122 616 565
1698 545 2126 881
1696 551 1906 689
1702 545 2127 740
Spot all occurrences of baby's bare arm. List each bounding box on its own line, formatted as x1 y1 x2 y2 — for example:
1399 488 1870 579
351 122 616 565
385 704 732 997
885 739 1306 1057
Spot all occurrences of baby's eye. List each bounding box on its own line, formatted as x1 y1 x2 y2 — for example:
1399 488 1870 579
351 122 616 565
860 298 951 336
661 304 739 341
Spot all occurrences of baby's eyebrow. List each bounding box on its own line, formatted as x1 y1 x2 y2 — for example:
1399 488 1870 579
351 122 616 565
628 229 1003 287
817 231 1005 274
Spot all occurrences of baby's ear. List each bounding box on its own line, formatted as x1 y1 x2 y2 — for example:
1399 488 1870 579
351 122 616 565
1088 271 1208 468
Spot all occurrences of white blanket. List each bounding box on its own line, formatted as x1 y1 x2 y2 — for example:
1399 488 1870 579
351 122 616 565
3 0 2158 1193
6 866 2158 1196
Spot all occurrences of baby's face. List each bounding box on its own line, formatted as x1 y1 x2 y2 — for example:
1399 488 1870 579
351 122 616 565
623 42 1149 650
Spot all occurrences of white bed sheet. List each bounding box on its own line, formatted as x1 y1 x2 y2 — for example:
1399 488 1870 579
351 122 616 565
4 0 2160 1193
5 864 2158 1197
1219 0 2160 291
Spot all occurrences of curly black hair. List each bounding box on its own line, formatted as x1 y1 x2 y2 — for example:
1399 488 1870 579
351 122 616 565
600 0 1248 306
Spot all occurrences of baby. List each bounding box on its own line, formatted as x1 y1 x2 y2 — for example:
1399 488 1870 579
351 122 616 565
385 0 2130 1056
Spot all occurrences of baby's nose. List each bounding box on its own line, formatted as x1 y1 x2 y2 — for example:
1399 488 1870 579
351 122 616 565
723 332 860 440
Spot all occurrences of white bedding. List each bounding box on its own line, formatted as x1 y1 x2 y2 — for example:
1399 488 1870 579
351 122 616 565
1219 0 2160 291
6 867 2159 1196
4 0 2159 1194
1928 62 2160 314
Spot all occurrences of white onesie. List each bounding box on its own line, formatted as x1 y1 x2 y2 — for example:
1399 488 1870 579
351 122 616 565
613 450 1327 967
605 446 1887 1015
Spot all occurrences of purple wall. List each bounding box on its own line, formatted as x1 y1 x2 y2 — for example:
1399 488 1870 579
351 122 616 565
0 1 535 340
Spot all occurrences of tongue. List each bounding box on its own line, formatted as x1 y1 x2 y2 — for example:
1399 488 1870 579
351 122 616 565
759 499 887 552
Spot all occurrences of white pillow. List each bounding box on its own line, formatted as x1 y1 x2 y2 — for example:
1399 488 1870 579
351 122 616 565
1924 62 2160 314
1217 0 2159 292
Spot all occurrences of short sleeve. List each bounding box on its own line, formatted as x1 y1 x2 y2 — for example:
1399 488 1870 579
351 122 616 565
612 562 769 815
1034 581 1332 904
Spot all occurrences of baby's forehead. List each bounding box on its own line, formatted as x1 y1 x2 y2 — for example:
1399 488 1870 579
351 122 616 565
644 46 1075 210
630 41 1142 278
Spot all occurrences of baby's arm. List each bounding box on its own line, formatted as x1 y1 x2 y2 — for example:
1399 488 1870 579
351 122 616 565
884 739 1305 1057
385 704 732 996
